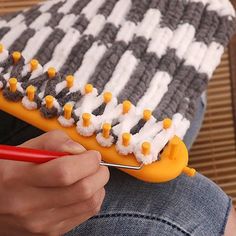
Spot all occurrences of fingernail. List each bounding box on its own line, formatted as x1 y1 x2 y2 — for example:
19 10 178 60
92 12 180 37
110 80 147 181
63 140 86 154
91 150 102 162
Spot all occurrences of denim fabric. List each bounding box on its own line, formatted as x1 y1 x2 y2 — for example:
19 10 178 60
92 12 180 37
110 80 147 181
0 96 232 236
65 95 231 236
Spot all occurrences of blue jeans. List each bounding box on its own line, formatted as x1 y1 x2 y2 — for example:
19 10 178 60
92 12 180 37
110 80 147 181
0 95 232 236
65 95 231 236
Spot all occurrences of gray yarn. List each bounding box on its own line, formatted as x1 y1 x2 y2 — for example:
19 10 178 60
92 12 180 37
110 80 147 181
3 89 23 102
0 27 11 40
47 12 64 28
10 57 25 80
70 0 91 15
98 0 118 18
89 41 127 93
59 35 94 76
73 14 90 33
88 0 152 93
9 28 35 52
35 28 65 65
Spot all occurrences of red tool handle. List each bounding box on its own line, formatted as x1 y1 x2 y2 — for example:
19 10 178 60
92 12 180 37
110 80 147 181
0 145 68 164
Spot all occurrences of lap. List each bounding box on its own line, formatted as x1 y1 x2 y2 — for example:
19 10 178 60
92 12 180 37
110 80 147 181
0 95 231 235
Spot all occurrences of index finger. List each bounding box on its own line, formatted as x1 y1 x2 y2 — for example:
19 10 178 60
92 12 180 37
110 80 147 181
25 150 101 187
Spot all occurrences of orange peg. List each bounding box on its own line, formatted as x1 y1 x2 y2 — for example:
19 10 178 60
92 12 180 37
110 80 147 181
103 92 112 104
85 84 93 94
102 123 111 138
30 59 39 72
169 136 179 160
26 85 36 101
122 100 132 114
163 118 172 129
141 142 151 156
12 51 21 64
82 113 91 127
47 67 56 78
143 109 152 121
122 133 131 147
66 75 74 88
9 78 17 93
0 44 3 53
45 95 54 109
182 167 196 177
63 103 73 120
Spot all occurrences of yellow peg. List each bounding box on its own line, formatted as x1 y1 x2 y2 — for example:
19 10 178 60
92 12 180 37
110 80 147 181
85 84 93 94
182 167 196 177
102 123 111 139
12 51 21 64
122 100 132 114
122 133 131 147
9 78 17 93
26 85 36 101
163 118 172 129
168 136 179 160
47 67 56 78
0 44 3 53
141 142 151 156
143 109 152 121
30 59 39 72
103 92 112 104
45 95 54 109
82 113 91 127
66 75 74 88
63 103 73 120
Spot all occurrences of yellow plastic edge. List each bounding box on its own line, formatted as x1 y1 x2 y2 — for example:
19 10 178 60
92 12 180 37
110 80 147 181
0 93 189 183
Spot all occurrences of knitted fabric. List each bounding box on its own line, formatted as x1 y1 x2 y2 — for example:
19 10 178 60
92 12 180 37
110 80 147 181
0 0 235 164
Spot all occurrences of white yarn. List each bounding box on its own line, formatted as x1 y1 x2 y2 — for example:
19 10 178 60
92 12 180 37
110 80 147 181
96 132 114 147
136 8 162 39
29 13 51 30
107 0 132 27
44 28 81 71
58 115 75 127
1 23 27 49
81 0 106 20
22 96 38 110
104 51 138 96
22 27 53 62
58 0 78 14
83 14 106 37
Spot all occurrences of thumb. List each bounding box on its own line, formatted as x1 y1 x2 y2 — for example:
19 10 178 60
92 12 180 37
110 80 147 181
19 130 86 154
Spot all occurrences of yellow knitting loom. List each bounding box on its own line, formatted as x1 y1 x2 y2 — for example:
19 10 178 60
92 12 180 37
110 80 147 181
0 49 196 183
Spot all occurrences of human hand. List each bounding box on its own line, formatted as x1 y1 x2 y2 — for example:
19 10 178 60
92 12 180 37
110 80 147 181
0 130 109 236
